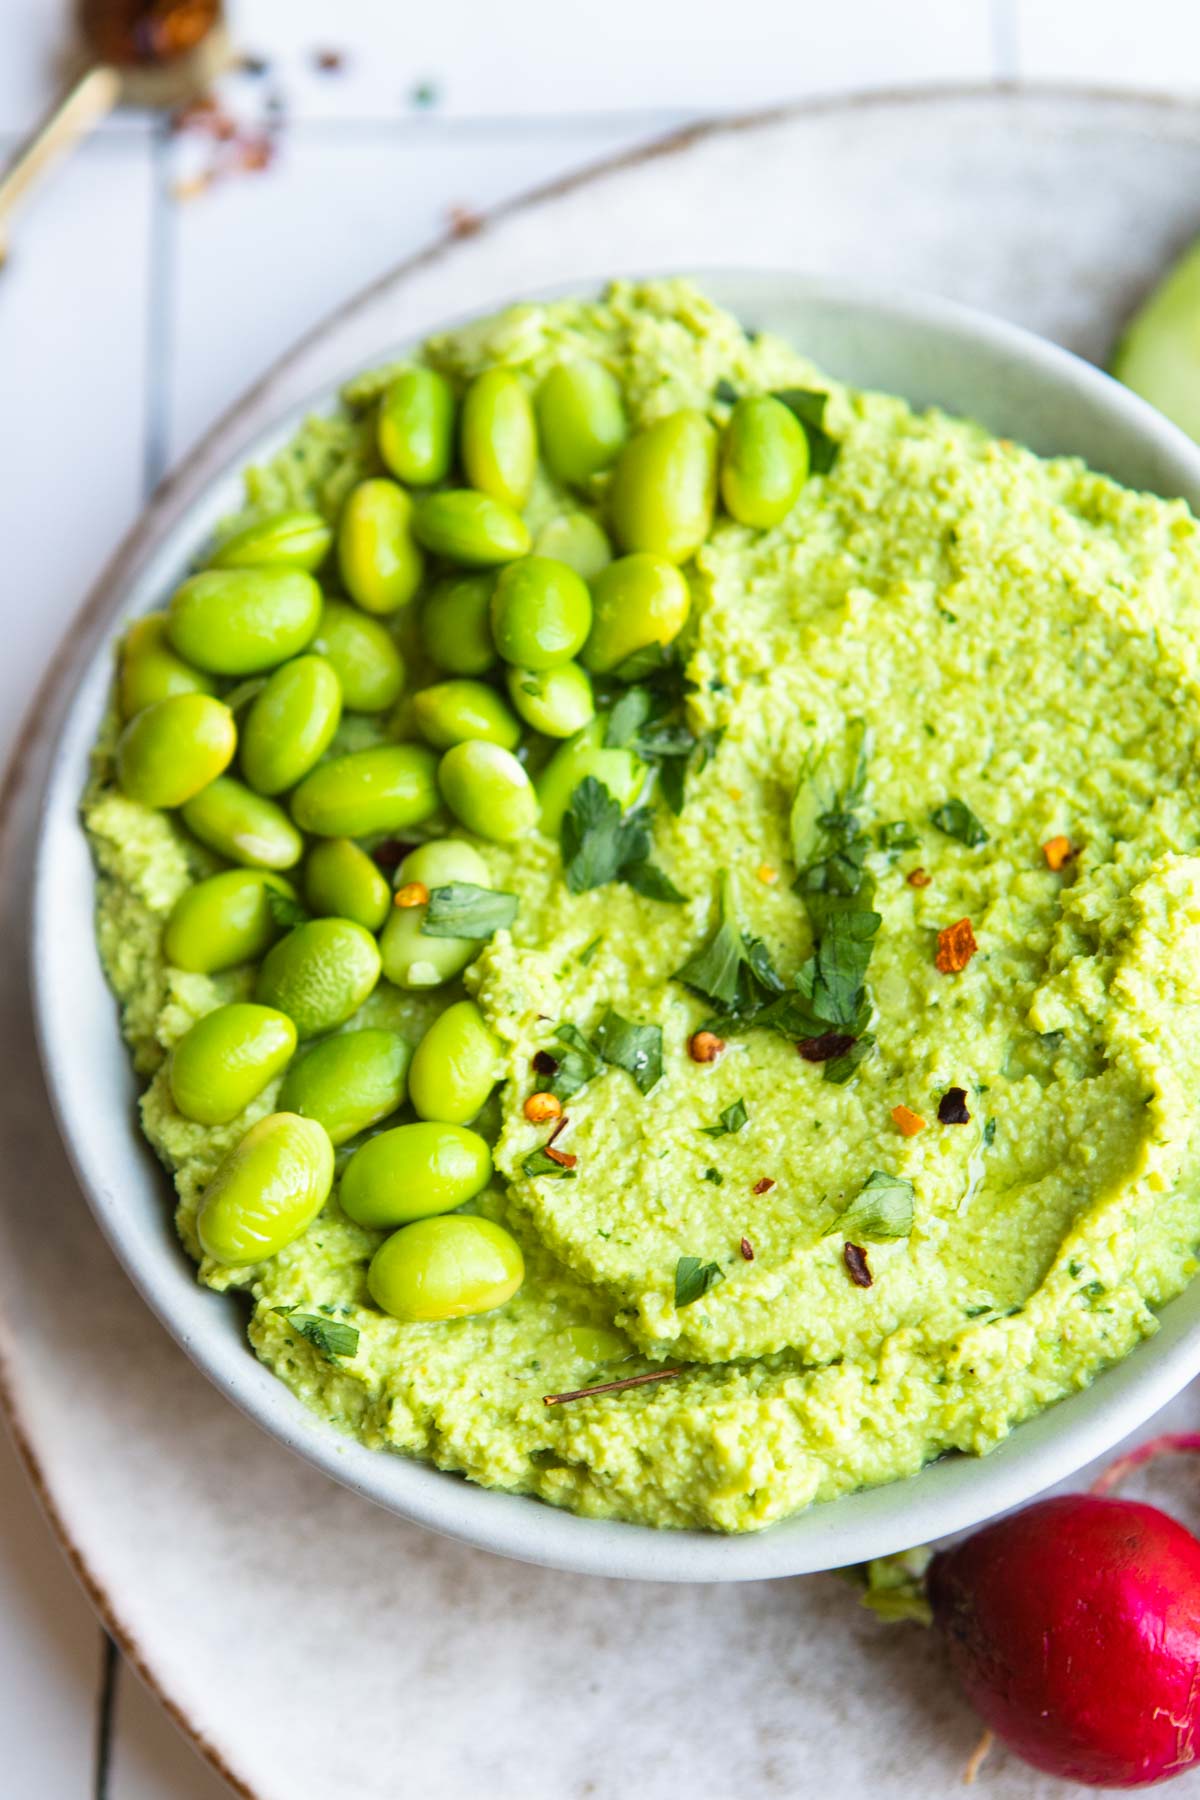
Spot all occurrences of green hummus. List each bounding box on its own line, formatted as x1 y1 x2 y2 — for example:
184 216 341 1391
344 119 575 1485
85 280 1200 1532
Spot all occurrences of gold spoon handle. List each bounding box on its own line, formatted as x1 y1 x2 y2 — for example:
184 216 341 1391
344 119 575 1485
0 64 123 265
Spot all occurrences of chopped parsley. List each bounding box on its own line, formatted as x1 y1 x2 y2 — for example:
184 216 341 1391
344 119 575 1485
546 1012 662 1099
272 1307 359 1361
703 1166 724 1185
603 666 721 817
701 1097 749 1138
835 1170 915 1241
621 859 688 904
770 387 840 474
522 1147 577 1180
930 798 989 848
876 820 919 851
674 1255 725 1308
822 1034 877 1085
266 889 311 932
548 1022 606 1100
560 777 681 900
672 870 785 1018
669 724 887 1083
421 882 519 938
592 1010 663 1095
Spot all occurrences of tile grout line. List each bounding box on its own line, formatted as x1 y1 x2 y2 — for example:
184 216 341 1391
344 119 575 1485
143 119 176 497
93 117 176 1800
92 1633 119 1800
990 0 1021 84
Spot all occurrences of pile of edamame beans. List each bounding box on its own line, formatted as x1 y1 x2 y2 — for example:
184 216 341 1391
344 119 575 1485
110 343 812 1330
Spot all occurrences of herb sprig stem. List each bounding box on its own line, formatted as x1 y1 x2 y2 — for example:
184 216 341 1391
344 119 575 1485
543 1368 683 1407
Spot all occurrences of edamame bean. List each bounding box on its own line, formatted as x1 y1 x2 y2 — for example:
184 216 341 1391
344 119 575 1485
279 1028 412 1146
338 478 424 615
181 776 304 870
119 614 215 720
169 1003 297 1125
378 839 490 989
412 490 531 566
489 556 591 670
167 569 322 675
536 716 644 836
208 509 333 572
608 409 717 563
339 1121 492 1228
304 838 391 931
719 394 809 528
533 511 612 581
582 553 691 674
505 661 594 738
164 871 297 973
460 369 536 511
116 693 236 808
413 679 521 751
368 1214 523 1320
377 366 455 487
311 599 405 713
196 1112 334 1266
536 360 627 488
290 744 440 838
562 1324 629 1363
408 1000 500 1125
255 917 382 1039
419 573 497 676
438 740 538 842
240 655 342 796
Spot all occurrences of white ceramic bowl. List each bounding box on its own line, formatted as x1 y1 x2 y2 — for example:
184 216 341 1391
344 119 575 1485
30 272 1200 1582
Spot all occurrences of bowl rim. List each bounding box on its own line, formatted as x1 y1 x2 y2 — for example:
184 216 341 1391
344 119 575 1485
30 266 1200 1582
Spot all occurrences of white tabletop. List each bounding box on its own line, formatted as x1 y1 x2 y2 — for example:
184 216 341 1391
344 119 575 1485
4 3 1200 1792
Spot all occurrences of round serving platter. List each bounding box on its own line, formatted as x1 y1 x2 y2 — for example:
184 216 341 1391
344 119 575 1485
6 86 1200 1799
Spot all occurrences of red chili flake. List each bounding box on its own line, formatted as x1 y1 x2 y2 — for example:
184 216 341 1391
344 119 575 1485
752 1177 775 1196
1043 835 1075 872
448 203 484 238
371 839 416 871
547 1114 569 1146
798 1031 856 1063
170 95 220 133
891 1103 926 1137
531 1050 559 1077
739 1237 755 1261
313 47 346 72
907 867 931 888
545 1145 577 1169
843 1243 873 1288
233 133 275 173
938 1086 971 1125
936 917 978 974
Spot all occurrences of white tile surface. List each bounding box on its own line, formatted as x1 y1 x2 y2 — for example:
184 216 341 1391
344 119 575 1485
227 0 996 117
3 3 1199 1795
0 130 154 769
163 119 663 462
1016 0 1200 92
0 1424 99 1793
108 1663 233 1800
0 0 72 128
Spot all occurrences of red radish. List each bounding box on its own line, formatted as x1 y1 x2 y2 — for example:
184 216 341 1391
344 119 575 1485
927 1454 1200 1789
